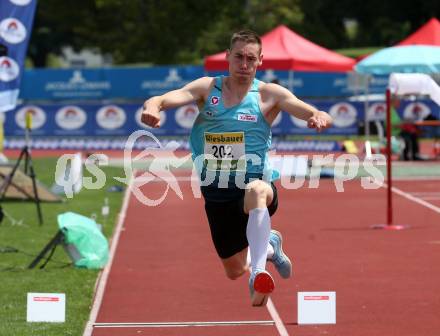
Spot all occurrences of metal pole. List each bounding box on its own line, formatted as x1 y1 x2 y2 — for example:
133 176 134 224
386 89 392 226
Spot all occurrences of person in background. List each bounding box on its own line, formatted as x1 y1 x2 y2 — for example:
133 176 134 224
390 95 421 161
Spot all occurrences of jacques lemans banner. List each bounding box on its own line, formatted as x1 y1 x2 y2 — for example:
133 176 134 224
4 100 439 138
0 0 37 112
17 67 390 101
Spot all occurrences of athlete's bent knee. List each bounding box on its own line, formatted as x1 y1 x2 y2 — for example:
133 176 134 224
225 267 246 280
244 181 272 212
247 185 267 201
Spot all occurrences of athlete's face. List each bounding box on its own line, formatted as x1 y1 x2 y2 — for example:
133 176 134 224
227 41 262 83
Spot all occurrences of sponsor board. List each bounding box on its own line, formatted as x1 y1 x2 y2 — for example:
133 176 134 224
55 106 87 130
43 70 111 99
15 105 46 129
329 103 357 127
96 105 126 129
0 57 19 82
5 100 437 138
403 102 431 120
175 104 199 129
367 102 386 121
10 0 32 5
0 18 27 44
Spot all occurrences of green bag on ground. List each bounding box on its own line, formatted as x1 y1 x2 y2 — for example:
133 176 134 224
58 212 109 269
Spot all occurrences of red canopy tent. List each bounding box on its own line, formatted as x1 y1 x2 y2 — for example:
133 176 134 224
204 25 355 72
397 18 440 46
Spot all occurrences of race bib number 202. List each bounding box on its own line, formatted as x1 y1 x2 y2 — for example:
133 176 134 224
204 132 246 171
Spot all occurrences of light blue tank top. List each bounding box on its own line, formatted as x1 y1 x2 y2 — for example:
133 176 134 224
190 76 276 189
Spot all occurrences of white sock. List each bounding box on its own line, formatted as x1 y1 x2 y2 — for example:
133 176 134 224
267 243 274 260
246 208 271 274
247 244 274 271
246 244 275 273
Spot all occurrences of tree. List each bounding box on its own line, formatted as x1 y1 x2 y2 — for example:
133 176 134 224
299 0 352 49
348 0 440 46
29 0 305 66
27 0 440 67
28 0 97 67
245 0 303 35
29 0 238 66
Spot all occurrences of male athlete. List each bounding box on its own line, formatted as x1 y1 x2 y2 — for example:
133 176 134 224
141 30 332 306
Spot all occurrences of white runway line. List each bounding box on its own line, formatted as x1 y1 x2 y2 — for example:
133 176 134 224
408 192 440 201
410 192 440 196
267 298 290 336
383 182 440 215
82 171 135 336
244 271 289 335
399 192 440 201
93 320 275 328
388 176 440 181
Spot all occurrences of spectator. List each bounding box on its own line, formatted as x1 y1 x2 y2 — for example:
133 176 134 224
390 95 421 161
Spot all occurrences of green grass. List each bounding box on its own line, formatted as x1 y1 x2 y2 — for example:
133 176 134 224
0 157 125 336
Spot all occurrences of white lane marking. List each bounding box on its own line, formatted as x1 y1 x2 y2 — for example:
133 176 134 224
246 269 289 335
390 177 440 181
82 170 135 336
410 192 440 196
384 183 440 215
401 191 440 201
94 320 275 328
267 298 290 336
418 197 440 201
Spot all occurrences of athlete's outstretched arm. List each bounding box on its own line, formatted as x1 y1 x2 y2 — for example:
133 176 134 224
141 76 213 128
265 83 332 131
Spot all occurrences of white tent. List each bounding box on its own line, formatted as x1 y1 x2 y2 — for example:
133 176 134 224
388 73 440 106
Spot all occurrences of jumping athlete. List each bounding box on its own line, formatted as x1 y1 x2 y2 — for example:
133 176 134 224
141 30 332 306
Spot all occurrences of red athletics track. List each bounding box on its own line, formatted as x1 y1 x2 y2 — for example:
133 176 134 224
84 173 440 336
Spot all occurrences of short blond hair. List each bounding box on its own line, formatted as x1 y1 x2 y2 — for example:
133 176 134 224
229 30 262 52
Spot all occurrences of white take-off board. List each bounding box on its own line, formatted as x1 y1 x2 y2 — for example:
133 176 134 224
298 291 336 325
27 293 65 322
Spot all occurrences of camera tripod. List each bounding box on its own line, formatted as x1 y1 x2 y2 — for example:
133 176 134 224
0 119 43 225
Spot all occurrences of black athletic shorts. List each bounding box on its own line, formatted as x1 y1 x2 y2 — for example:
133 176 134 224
203 182 278 259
